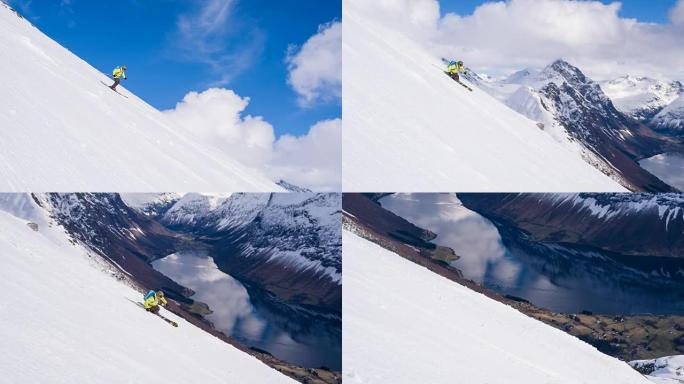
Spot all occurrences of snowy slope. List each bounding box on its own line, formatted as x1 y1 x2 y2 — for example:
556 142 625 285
652 94 684 132
599 76 683 122
0 195 296 383
342 230 650 384
631 355 684 384
0 4 280 191
342 0 624 192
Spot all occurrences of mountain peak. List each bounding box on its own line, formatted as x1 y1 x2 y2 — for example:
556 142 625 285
540 59 588 85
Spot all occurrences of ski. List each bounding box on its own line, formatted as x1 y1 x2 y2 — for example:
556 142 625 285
455 80 473 92
129 299 178 327
156 314 179 328
100 81 129 98
442 71 473 92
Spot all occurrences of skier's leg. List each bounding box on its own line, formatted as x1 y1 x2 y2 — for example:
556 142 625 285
110 78 120 90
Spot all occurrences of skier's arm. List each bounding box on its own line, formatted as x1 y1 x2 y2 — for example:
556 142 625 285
160 296 168 306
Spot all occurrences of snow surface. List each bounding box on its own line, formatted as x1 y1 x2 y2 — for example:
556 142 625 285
0 195 296 383
631 355 684 384
342 230 650 384
0 4 281 192
342 0 625 192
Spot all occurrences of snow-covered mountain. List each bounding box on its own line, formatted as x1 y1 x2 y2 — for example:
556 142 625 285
599 75 683 122
159 192 342 313
120 193 183 218
652 94 684 134
458 193 684 260
342 0 625 192
631 355 684 383
342 229 650 384
34 192 342 315
490 60 675 191
0 3 280 191
0 194 296 383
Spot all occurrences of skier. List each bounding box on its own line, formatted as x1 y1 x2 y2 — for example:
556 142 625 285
110 65 127 90
143 290 168 315
444 59 465 82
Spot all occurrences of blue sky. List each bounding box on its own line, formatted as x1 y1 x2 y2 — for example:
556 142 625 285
7 0 340 137
440 0 679 24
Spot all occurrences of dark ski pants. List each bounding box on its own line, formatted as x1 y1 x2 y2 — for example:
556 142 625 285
448 72 460 82
146 305 160 315
110 77 121 90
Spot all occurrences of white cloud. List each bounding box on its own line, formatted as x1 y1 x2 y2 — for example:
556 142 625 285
671 0 684 26
357 0 684 81
269 118 341 191
172 0 263 85
163 89 341 191
286 21 341 106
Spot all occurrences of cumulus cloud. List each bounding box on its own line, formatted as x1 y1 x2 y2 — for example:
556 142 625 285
164 88 275 167
357 0 684 81
286 21 341 106
171 0 264 85
163 88 340 191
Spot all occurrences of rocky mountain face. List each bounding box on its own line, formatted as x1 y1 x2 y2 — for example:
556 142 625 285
494 60 678 192
34 193 190 296
458 193 684 261
158 193 342 315
535 61 673 190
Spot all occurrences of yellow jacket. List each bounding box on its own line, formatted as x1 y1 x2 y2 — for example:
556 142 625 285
447 62 465 75
112 67 127 79
143 295 167 309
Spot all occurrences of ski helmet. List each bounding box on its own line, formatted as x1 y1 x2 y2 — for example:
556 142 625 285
457 61 463 66
156 290 164 297
121 65 127 70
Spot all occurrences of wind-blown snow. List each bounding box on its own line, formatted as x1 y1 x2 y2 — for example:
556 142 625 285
342 230 649 384
342 0 625 192
0 4 280 192
0 195 296 383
